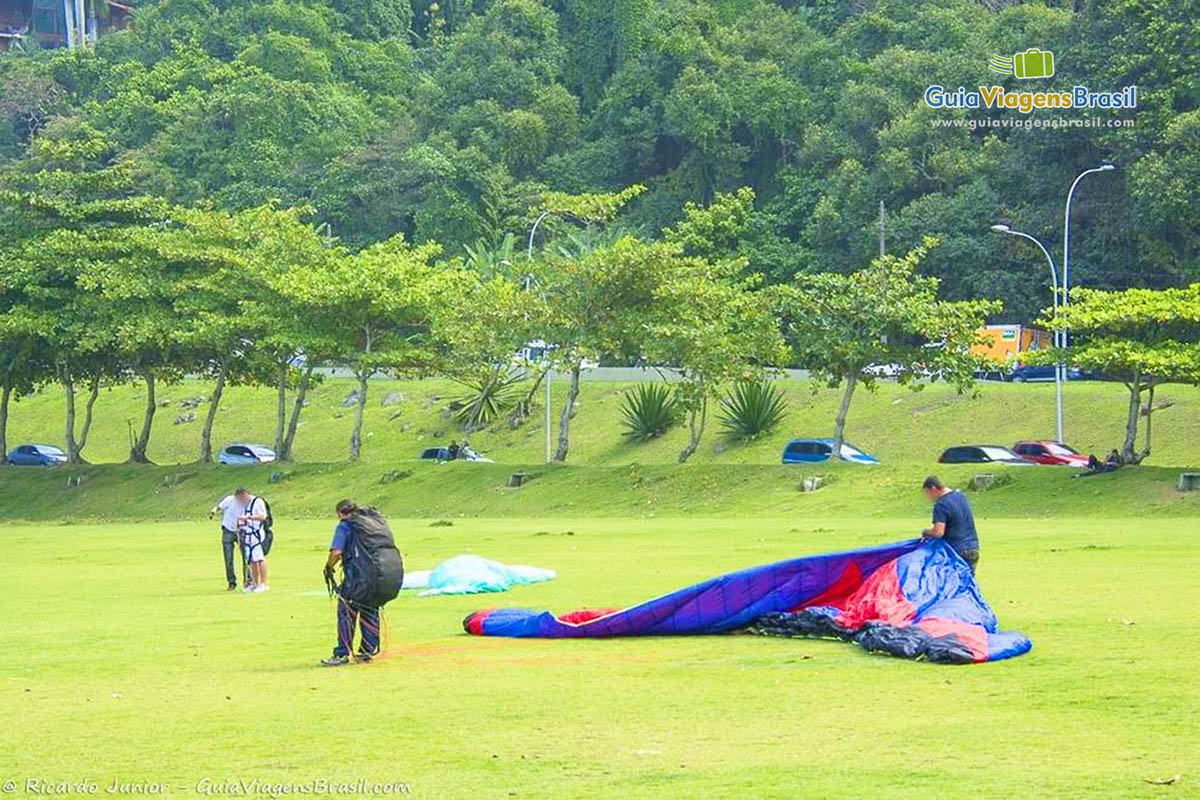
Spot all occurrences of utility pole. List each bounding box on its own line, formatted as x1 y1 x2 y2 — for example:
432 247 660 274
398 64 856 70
877 201 886 257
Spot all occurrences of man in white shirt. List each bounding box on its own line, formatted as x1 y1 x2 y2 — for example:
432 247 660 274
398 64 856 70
235 487 270 593
209 491 248 591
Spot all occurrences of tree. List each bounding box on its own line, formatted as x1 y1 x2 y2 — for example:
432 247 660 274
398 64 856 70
775 238 1000 459
529 236 666 461
0 118 170 463
643 258 787 463
645 188 788 463
431 268 540 429
286 236 445 461
1032 284 1200 464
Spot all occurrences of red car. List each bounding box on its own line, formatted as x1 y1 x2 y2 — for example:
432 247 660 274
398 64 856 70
1012 441 1090 467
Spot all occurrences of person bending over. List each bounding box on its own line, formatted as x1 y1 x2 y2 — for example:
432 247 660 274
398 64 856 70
920 475 980 573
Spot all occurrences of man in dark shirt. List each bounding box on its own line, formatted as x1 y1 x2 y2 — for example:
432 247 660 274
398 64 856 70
921 475 981 573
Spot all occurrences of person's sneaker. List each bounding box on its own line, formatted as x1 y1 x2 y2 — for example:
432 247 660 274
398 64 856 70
227 583 237 591
242 584 257 593
355 652 377 663
253 584 270 593
321 655 351 667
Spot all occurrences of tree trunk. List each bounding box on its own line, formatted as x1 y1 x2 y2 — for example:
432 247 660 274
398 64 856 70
62 365 81 463
273 359 289 454
509 367 547 426
832 373 858 460
1121 373 1142 465
1137 383 1154 464
129 370 156 464
74 376 101 463
199 353 231 464
0 382 11 465
349 369 369 461
677 395 707 464
554 362 581 462
279 363 314 462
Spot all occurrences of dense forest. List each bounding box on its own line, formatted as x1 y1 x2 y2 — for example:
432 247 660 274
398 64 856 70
0 0 1197 322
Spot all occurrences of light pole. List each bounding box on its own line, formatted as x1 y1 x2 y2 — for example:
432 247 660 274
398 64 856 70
991 225 1064 442
1062 164 1116 346
528 210 554 463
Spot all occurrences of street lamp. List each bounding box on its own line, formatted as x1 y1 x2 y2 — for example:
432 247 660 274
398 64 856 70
527 210 555 463
1062 164 1116 332
991 224 1064 442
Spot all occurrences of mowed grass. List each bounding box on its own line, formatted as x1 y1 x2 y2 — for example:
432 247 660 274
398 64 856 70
3 516 1198 798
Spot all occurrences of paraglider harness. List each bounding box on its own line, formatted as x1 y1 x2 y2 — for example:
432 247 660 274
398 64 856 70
238 495 274 566
324 507 404 609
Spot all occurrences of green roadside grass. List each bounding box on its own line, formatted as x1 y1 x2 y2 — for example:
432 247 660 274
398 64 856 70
2 516 1197 798
1 459 1198 523
5 376 1200 469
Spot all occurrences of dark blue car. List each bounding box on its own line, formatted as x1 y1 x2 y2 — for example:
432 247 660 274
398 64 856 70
6 443 68 466
1007 365 1087 382
781 438 879 465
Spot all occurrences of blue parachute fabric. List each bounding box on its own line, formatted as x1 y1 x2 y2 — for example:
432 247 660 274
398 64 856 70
463 539 1031 664
418 554 556 597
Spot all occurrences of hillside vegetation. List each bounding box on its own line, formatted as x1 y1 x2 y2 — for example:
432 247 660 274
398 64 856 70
2 377 1198 522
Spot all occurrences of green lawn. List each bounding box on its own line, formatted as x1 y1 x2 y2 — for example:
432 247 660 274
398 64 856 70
4 515 1197 798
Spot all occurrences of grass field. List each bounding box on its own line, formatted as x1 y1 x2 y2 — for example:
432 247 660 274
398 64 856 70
5 377 1198 798
4 515 1198 798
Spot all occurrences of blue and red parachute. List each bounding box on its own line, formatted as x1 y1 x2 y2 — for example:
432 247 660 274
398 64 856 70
463 539 1030 663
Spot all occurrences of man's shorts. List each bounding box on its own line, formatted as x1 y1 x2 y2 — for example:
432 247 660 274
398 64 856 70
241 532 266 563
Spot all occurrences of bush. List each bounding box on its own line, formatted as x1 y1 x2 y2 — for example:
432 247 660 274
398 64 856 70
719 381 788 439
453 369 521 431
620 383 680 441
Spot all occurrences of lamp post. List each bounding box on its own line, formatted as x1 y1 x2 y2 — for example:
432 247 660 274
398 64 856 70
1062 164 1116 346
528 210 554 463
991 225 1063 443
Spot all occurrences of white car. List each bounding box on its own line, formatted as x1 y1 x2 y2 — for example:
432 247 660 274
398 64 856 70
218 443 278 465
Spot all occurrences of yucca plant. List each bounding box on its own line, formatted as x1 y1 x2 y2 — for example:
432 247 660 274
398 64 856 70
453 369 521 432
718 381 788 439
620 383 680 441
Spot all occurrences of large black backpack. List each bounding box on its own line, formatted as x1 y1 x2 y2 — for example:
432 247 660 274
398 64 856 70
338 508 404 608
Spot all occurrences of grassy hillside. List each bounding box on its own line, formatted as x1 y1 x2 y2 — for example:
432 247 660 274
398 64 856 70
6 375 1200 468
3 376 1198 523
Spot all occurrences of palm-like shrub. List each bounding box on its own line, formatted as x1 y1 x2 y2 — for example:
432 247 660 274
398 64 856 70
620 383 680 441
453 369 521 432
718 381 788 439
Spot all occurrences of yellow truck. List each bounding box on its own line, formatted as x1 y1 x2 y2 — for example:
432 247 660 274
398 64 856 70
972 324 1053 377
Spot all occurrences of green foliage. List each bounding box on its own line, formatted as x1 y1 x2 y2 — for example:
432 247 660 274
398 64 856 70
619 383 680 441
718 381 788 440
453 368 522 431
1029 283 1200 463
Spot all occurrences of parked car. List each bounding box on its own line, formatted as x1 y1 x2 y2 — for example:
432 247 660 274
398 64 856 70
218 443 277 465
1012 441 1090 467
6 443 67 466
937 445 1034 465
1006 364 1088 382
864 363 902 379
781 438 879 465
419 446 494 463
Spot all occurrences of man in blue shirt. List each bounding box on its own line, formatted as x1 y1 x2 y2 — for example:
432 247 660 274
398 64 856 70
921 476 981 573
321 499 381 667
